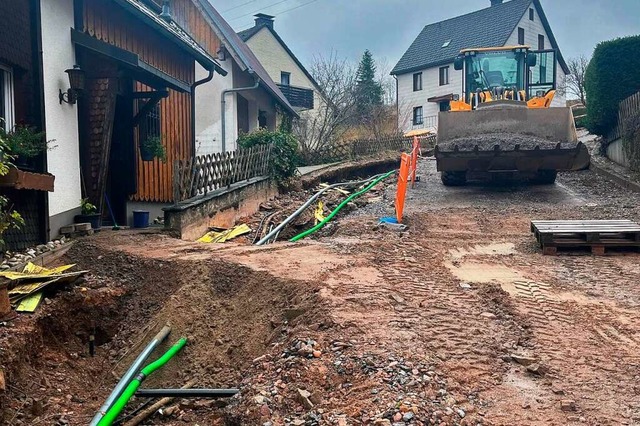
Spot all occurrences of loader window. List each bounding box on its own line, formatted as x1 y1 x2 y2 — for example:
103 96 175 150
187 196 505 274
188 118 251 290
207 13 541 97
466 51 524 94
528 50 557 98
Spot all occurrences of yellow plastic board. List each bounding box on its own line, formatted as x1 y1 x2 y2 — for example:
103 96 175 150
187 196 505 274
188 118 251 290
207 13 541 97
197 224 251 243
314 201 325 225
15 292 44 313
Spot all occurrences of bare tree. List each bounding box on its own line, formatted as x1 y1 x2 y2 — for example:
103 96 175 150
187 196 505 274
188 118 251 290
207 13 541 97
293 50 358 155
375 57 397 105
566 55 589 106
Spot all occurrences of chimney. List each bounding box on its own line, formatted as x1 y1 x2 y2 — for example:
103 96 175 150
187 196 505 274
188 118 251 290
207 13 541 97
159 0 172 21
490 0 504 5
254 13 275 30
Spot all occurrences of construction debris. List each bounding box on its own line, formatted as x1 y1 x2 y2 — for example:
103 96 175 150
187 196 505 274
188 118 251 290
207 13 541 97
197 224 251 243
0 262 87 313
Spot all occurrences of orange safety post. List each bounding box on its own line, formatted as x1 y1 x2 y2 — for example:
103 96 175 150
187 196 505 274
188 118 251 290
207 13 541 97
410 136 420 188
395 153 411 223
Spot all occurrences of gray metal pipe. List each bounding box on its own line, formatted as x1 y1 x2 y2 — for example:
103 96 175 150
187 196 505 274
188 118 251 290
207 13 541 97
255 175 383 246
135 388 239 398
221 76 260 152
90 325 172 426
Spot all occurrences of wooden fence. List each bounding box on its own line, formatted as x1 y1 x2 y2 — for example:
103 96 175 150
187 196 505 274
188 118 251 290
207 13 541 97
301 134 437 166
173 144 272 203
607 91 640 141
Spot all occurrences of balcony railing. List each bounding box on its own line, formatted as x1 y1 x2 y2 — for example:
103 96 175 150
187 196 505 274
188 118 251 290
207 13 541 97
277 84 314 110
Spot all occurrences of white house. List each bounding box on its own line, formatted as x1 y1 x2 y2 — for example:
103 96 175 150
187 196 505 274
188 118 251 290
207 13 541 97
237 14 327 128
391 0 570 134
193 4 298 157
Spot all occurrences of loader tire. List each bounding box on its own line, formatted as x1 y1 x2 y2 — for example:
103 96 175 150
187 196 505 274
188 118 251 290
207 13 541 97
441 171 467 186
532 170 557 185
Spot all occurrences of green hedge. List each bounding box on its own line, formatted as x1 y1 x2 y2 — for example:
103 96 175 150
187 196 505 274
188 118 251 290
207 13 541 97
584 35 640 136
237 129 299 186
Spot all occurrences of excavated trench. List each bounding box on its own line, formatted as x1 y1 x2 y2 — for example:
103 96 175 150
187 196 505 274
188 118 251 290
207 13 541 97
0 239 323 425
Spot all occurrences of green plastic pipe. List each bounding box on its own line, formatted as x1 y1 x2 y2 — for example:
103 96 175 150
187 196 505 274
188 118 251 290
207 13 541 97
97 338 187 426
290 170 396 242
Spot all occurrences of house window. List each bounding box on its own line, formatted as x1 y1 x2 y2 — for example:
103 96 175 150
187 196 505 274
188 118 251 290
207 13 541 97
412 106 423 125
518 27 525 45
413 72 422 91
0 65 15 132
280 72 290 86
442 39 451 48
529 8 534 21
538 34 545 50
439 66 449 86
138 100 161 144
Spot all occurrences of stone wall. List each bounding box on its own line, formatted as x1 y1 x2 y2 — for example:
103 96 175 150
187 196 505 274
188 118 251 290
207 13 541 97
163 177 277 240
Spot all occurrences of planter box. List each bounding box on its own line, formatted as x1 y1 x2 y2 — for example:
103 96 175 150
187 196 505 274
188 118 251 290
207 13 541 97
0 167 55 192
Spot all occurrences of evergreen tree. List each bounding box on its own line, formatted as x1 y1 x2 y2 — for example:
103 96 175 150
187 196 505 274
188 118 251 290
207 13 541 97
355 50 383 119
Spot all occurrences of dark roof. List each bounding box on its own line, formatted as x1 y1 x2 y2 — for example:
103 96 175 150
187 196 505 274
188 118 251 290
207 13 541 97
191 0 298 117
238 22 324 96
391 0 568 75
115 0 225 75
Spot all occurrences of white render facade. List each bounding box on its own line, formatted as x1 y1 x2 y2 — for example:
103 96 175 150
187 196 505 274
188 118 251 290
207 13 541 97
243 26 325 118
395 0 567 135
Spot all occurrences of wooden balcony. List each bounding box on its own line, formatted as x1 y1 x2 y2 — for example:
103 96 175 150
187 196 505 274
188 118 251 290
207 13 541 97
277 84 314 110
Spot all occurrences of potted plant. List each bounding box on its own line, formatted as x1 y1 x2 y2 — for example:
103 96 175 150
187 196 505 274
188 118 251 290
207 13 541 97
1 125 54 170
140 136 167 162
74 198 101 229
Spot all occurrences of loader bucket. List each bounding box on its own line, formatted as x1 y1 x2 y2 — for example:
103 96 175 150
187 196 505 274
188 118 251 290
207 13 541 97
435 106 590 173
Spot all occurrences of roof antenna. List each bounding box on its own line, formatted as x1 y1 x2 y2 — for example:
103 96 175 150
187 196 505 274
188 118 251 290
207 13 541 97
160 0 172 21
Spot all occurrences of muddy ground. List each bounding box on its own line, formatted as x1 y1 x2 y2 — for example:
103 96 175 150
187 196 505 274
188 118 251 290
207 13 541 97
2 157 640 426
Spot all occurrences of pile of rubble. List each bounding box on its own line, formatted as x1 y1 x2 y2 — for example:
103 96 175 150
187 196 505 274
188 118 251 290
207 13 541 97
229 335 486 425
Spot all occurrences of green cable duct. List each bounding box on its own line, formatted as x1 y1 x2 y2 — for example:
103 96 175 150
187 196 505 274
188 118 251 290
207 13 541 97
97 338 188 426
290 170 396 242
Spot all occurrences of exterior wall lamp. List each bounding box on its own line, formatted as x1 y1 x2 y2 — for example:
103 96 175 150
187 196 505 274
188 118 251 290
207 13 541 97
59 65 86 105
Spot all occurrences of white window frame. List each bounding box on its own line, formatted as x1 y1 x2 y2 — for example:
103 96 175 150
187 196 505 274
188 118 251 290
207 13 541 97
280 71 291 86
413 72 422 92
0 64 15 132
412 106 424 126
439 66 450 86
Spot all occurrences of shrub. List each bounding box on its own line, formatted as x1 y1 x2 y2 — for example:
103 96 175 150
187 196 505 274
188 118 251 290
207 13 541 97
0 131 23 249
584 35 640 136
1 125 50 159
237 129 299 185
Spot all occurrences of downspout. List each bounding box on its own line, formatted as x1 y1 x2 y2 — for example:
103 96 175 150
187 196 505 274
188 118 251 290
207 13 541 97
393 75 398 131
32 0 50 241
191 68 214 155
221 75 260 152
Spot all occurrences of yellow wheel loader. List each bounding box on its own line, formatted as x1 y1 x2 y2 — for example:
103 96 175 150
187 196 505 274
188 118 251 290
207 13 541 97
434 46 590 186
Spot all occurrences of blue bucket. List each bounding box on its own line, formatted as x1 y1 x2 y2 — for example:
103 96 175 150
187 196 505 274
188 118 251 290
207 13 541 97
132 210 150 228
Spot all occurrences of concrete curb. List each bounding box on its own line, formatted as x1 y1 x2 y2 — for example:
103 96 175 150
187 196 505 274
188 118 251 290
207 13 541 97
589 162 640 193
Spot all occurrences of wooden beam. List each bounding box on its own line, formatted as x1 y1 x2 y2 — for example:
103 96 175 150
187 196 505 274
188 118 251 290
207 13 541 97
133 91 168 126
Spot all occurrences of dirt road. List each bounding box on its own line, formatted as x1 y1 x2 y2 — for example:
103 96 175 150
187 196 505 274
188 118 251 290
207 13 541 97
3 160 640 425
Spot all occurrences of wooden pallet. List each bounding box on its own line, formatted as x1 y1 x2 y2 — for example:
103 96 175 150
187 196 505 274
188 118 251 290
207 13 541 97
531 220 640 255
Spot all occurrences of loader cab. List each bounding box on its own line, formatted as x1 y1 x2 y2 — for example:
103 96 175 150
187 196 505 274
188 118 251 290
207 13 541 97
452 46 557 110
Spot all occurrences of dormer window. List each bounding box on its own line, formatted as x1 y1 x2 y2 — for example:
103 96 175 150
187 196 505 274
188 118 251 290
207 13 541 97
442 39 452 48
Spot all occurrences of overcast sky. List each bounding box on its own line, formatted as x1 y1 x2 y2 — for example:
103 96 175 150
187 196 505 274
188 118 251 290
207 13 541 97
210 0 639 71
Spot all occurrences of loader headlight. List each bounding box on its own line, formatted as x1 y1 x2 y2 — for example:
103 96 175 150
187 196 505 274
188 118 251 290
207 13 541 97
452 94 460 101
536 90 545 98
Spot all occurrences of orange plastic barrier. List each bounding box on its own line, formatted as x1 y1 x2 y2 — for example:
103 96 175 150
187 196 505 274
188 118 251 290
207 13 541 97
395 153 411 223
410 136 420 188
